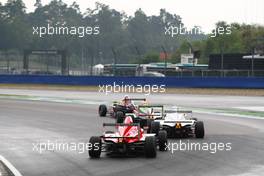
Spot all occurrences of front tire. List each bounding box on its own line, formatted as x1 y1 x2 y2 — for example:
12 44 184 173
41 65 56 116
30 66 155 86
158 130 167 151
98 105 107 117
89 136 102 158
116 111 125 123
144 136 157 158
195 121 204 138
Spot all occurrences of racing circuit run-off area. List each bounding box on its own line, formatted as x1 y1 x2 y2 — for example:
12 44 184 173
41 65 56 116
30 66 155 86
0 90 264 176
0 0 264 176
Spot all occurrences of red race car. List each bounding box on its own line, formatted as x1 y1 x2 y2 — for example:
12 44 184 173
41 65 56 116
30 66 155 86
89 115 167 158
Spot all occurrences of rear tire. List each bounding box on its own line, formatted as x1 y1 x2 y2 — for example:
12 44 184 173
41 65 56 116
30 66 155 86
89 136 102 158
146 119 153 133
98 105 107 117
116 111 125 123
150 121 160 135
158 130 167 151
144 136 157 158
195 121 204 138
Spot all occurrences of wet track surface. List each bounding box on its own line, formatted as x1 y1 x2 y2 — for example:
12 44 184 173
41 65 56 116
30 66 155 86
0 94 264 176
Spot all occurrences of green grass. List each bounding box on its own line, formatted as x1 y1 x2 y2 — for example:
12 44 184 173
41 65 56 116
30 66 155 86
216 108 264 118
190 107 264 118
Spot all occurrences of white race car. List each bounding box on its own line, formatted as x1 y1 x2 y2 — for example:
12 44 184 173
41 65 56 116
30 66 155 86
154 108 205 138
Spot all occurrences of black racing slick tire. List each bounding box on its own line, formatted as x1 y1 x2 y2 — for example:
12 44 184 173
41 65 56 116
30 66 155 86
146 119 153 133
150 121 160 135
98 105 107 117
158 130 168 151
116 111 125 123
89 136 102 158
144 136 157 158
195 121 205 138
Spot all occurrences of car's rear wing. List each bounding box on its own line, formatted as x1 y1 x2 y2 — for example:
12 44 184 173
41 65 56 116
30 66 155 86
138 105 164 118
113 98 147 106
164 109 193 119
138 105 164 108
103 123 140 127
127 98 146 101
164 120 193 124
102 123 141 140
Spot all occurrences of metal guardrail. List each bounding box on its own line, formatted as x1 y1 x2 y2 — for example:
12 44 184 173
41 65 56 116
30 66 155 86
165 70 264 77
1 68 264 77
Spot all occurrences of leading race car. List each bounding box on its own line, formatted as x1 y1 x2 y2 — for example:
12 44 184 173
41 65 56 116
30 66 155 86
89 115 167 158
98 96 147 120
154 107 205 138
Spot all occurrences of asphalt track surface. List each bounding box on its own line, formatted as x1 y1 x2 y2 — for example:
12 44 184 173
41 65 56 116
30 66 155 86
0 91 264 176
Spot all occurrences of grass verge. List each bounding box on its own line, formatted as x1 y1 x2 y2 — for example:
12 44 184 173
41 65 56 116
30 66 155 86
0 84 263 96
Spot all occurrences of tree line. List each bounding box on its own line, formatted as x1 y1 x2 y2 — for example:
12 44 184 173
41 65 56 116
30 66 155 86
0 0 263 66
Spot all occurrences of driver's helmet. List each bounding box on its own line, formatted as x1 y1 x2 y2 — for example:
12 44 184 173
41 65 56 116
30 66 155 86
123 95 131 105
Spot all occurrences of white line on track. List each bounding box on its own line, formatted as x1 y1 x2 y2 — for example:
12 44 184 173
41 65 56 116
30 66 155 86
234 106 264 112
0 155 22 176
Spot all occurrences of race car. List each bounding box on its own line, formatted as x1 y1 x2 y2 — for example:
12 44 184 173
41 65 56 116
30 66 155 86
98 96 147 119
124 105 164 134
154 108 205 138
89 115 167 158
